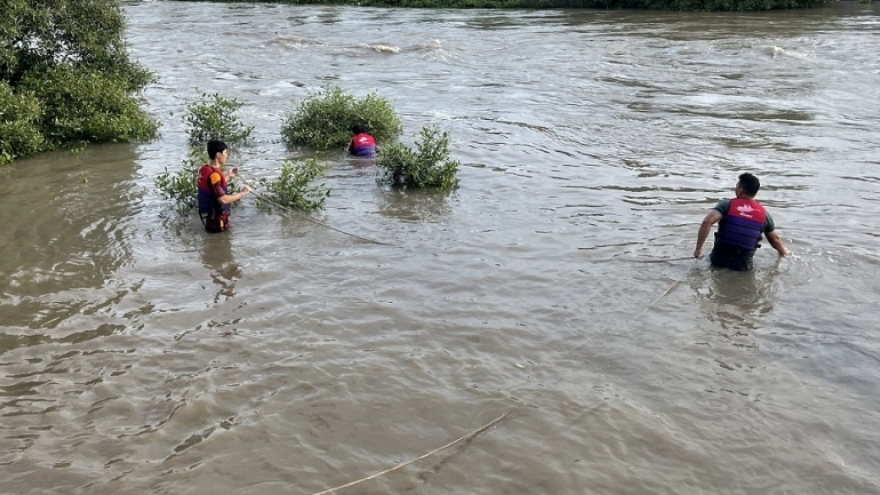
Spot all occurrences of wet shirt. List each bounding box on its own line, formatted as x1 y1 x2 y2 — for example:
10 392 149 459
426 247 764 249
208 171 226 198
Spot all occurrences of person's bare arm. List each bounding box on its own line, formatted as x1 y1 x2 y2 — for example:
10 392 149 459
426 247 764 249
694 210 722 258
765 230 790 256
217 184 250 205
214 174 251 205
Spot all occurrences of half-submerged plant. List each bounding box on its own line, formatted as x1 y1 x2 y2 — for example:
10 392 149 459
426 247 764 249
281 86 401 150
254 158 330 211
154 147 207 212
157 93 249 212
155 146 243 214
185 92 253 146
377 126 460 191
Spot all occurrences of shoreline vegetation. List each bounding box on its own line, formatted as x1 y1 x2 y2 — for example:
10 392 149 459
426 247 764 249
1 0 157 166
167 0 833 11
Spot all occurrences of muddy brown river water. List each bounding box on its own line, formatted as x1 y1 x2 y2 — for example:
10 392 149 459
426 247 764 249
1 1 879 494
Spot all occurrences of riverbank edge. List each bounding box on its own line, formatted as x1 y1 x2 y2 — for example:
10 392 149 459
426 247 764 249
164 0 833 11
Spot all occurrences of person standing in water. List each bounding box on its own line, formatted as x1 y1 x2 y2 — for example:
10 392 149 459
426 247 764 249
197 140 250 233
348 125 377 158
694 173 790 271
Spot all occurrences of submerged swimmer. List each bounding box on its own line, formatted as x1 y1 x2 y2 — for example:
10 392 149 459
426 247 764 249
348 125 377 158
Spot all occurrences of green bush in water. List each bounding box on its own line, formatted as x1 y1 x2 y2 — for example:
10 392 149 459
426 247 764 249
1 0 157 163
17 66 158 149
281 86 401 150
156 92 251 212
154 146 245 214
185 92 254 146
154 147 207 212
377 126 460 191
254 158 330 211
0 82 44 166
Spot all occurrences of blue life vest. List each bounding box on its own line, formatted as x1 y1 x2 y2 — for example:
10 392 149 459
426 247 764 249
716 198 766 252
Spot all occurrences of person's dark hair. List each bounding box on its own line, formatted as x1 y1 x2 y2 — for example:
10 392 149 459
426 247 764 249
207 140 227 160
738 173 760 197
351 125 365 135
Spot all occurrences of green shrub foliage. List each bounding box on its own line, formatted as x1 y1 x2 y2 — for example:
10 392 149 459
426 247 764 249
185 93 254 146
377 126 460 191
0 0 157 163
156 93 250 212
254 159 330 211
281 86 401 150
19 66 158 146
154 147 207 211
0 82 44 166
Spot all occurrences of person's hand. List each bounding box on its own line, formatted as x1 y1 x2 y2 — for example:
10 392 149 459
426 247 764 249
242 185 251 194
693 248 703 259
779 248 791 257
229 167 238 177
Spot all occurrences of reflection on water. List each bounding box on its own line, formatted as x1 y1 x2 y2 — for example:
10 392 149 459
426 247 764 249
1 146 139 294
343 156 377 176
689 263 778 335
200 235 242 302
375 188 454 223
0 145 139 335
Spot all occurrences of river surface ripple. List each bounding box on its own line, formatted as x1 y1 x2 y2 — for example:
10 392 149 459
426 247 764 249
1 2 879 494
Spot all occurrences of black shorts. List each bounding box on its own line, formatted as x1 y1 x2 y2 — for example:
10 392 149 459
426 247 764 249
202 213 230 233
710 244 754 272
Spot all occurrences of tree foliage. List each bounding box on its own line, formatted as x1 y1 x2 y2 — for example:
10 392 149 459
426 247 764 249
155 93 251 212
154 147 206 212
18 66 157 146
254 159 330 211
0 82 43 166
0 0 157 165
377 126 459 191
156 93 331 216
185 92 254 146
281 86 401 150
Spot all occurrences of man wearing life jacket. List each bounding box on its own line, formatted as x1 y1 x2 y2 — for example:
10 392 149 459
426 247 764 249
197 140 250 233
348 125 377 158
694 173 790 271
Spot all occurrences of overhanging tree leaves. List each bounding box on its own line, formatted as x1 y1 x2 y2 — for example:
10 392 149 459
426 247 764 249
0 0 157 164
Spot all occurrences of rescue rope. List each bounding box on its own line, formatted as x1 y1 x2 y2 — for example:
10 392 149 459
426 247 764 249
634 278 683 319
240 178 389 246
308 408 517 495
623 256 695 264
576 251 696 264
632 257 698 318
498 259 695 471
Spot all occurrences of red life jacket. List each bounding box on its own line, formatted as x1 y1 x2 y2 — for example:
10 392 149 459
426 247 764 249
350 133 376 157
716 198 766 252
197 165 230 232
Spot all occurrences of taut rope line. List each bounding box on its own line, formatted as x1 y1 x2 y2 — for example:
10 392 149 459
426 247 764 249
308 408 517 495
240 177 389 246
